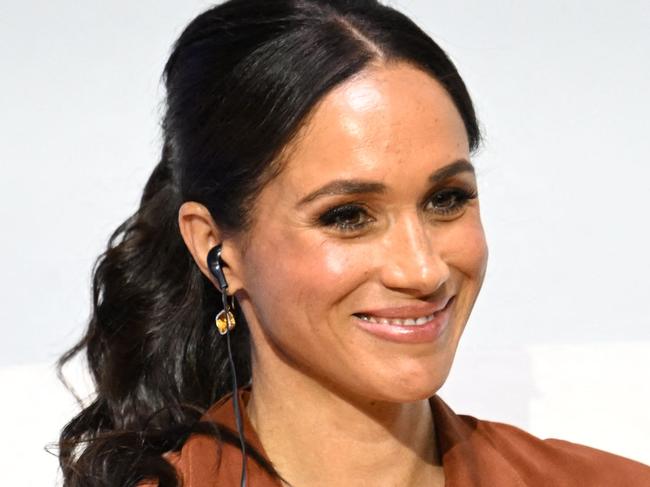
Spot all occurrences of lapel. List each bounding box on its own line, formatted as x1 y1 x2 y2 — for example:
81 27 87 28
430 395 527 486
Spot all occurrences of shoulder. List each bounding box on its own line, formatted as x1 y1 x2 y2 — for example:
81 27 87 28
136 435 223 487
464 414 650 486
137 389 279 487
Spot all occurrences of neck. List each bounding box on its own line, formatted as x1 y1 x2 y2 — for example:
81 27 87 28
245 350 444 487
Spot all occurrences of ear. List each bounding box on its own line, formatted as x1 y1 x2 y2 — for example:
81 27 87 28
178 201 244 294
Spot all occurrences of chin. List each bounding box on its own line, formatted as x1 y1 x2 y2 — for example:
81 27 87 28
360 366 452 404
382 352 457 402
391 378 448 403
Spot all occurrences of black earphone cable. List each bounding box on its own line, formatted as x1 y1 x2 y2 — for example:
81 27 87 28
223 292 248 487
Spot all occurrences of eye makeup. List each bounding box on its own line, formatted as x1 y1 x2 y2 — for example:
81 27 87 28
316 183 478 234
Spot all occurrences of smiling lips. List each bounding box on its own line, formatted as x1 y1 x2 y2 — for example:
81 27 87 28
355 295 453 324
356 313 437 326
353 296 455 343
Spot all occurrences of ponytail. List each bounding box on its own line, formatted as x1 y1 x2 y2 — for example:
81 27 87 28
57 144 252 486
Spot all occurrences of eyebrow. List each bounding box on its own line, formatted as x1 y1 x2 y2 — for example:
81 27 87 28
296 159 475 206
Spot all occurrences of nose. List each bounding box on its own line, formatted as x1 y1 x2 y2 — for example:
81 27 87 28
378 214 450 296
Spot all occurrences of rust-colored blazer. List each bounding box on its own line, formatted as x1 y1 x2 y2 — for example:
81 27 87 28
142 388 650 486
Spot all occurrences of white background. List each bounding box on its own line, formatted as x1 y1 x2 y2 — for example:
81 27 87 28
1 1 648 485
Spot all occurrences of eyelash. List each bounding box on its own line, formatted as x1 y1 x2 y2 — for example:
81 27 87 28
317 187 478 233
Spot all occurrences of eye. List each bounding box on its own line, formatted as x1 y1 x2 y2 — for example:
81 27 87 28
425 187 478 217
318 203 374 232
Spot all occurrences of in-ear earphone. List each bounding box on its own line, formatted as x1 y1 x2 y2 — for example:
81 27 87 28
207 244 229 292
206 243 248 487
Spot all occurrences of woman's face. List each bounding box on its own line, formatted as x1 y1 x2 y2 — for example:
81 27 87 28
234 62 488 403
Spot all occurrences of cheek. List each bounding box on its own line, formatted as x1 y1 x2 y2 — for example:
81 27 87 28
440 215 488 338
445 214 489 280
242 228 368 334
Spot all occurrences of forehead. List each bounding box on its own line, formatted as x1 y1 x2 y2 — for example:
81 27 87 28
275 61 470 192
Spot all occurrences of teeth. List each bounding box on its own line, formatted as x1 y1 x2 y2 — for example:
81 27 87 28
357 313 436 326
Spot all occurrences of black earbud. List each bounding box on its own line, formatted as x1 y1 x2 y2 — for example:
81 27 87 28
207 244 229 292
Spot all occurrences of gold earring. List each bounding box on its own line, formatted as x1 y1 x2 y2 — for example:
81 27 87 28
215 294 236 335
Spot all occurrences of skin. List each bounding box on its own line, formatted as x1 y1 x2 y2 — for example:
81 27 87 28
179 61 488 487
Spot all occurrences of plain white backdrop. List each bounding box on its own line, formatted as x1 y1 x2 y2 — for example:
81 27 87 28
1 1 648 485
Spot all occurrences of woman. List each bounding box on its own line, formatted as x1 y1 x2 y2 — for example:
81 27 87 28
57 0 650 486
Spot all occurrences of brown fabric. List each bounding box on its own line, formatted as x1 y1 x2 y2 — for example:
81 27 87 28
141 387 650 486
